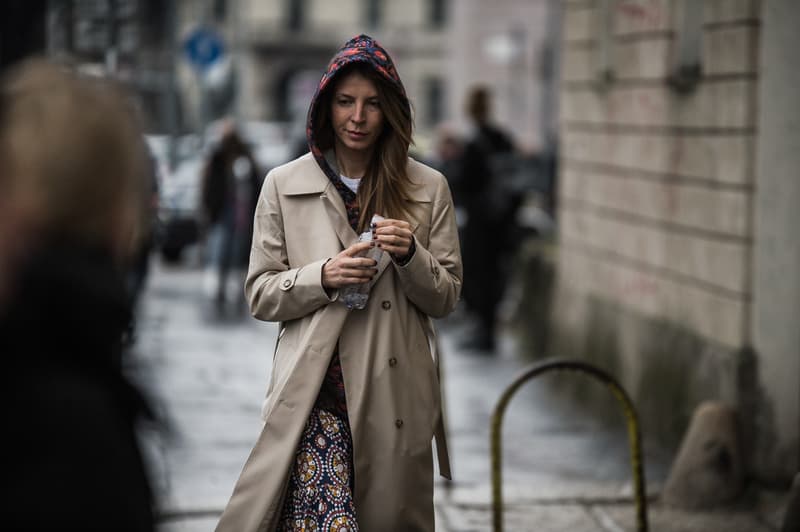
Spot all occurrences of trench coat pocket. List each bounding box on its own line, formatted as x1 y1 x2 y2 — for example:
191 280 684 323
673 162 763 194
406 340 440 452
261 325 294 421
416 344 439 409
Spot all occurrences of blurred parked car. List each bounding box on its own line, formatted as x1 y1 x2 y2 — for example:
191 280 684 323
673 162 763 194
145 134 203 263
240 120 293 173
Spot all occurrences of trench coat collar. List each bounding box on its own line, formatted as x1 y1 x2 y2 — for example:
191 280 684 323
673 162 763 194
406 176 432 204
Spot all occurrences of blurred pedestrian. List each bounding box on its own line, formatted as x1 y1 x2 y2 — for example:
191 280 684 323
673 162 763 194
216 34 462 531
0 59 155 530
431 122 466 208
200 119 261 314
458 85 518 352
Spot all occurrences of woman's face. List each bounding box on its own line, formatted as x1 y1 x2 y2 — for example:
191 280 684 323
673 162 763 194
330 70 384 157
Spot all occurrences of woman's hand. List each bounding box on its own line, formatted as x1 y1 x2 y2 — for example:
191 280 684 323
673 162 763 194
322 240 378 289
373 218 414 260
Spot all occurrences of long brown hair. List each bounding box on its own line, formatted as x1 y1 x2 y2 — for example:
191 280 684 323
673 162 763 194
313 62 415 232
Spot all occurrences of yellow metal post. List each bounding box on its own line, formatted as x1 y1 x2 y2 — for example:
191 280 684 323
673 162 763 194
490 358 648 532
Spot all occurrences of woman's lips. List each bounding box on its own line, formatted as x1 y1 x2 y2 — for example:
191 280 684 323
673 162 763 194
347 130 367 140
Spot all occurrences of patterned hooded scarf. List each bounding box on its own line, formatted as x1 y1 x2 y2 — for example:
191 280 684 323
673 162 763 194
305 34 410 230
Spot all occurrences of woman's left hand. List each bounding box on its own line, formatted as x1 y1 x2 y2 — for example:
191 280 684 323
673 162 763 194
373 217 413 259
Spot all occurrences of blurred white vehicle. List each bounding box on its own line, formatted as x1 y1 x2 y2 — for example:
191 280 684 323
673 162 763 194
145 134 204 262
206 119 293 173
239 120 293 173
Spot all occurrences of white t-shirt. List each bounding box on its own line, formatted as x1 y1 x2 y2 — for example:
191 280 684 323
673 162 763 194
340 175 361 193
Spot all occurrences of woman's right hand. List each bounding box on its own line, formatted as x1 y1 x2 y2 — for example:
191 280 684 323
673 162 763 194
322 241 378 289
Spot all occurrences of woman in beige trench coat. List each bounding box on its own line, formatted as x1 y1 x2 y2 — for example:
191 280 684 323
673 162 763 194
215 35 462 531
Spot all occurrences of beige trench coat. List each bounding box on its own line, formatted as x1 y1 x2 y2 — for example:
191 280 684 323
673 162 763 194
215 153 463 531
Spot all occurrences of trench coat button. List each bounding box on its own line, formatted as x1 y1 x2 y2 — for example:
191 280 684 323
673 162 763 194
282 279 291 288
381 300 391 310
395 419 403 428
388 357 397 367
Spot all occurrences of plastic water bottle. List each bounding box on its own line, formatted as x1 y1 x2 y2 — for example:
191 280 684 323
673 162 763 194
341 215 384 310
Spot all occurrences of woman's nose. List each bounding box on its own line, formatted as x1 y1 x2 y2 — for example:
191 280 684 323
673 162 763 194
351 103 365 123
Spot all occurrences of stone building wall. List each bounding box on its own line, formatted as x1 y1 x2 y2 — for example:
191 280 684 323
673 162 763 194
540 0 797 482
559 0 757 349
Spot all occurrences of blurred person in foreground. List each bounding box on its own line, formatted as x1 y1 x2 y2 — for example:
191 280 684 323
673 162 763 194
0 59 155 530
216 34 462 531
125 147 160 344
458 85 517 352
200 119 260 314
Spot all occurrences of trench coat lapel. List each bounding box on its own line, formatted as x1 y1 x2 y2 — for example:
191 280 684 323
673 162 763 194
320 186 358 249
283 163 368 264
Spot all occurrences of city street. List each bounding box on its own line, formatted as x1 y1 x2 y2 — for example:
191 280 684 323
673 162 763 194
3 2 796 531
128 251 786 532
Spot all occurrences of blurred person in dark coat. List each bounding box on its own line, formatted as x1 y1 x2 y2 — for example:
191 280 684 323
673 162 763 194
431 122 466 209
200 120 261 314
0 59 156 531
428 123 468 266
459 85 517 352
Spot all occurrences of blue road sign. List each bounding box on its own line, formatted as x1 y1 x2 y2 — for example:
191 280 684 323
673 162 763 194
183 27 224 71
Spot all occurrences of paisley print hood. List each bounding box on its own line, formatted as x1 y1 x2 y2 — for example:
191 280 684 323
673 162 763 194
305 34 409 185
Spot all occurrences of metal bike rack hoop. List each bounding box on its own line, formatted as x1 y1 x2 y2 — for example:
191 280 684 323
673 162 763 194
490 358 648 532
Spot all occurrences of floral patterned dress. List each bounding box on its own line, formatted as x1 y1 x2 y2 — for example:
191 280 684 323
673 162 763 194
277 352 358 531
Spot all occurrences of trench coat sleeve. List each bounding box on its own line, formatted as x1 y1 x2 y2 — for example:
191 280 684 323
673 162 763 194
244 172 335 322
393 176 463 318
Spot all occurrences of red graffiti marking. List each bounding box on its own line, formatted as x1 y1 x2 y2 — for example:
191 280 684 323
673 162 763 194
617 1 665 29
668 138 685 176
619 275 659 297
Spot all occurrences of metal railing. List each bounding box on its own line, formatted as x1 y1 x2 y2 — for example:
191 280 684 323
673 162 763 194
490 358 649 532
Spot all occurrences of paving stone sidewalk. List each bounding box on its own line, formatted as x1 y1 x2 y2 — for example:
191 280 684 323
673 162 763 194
131 259 790 531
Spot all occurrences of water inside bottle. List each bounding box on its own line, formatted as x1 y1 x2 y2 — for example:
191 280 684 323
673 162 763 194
340 215 384 310
342 292 369 310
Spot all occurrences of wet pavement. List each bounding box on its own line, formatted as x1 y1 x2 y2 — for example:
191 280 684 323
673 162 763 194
128 253 788 531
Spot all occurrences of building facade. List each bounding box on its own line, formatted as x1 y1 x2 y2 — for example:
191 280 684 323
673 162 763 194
554 0 798 482
195 0 450 151
45 0 181 134
171 0 561 157
447 0 561 154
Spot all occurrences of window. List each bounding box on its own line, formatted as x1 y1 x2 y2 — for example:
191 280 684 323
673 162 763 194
594 0 615 85
365 0 381 29
430 0 446 28
287 0 304 31
213 0 226 21
669 0 703 92
424 77 443 127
